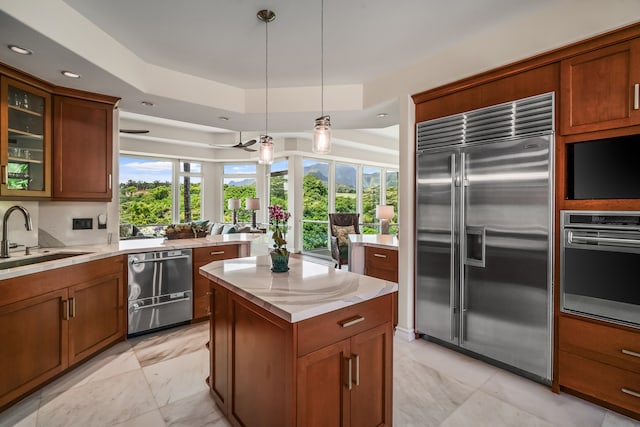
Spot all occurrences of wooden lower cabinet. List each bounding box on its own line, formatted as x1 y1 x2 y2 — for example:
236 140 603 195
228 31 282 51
209 280 394 427
558 315 640 419
364 246 398 328
0 256 125 409
193 245 239 320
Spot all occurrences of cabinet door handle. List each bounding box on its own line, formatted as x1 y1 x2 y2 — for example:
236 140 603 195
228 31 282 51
373 253 387 259
1 165 6 185
62 300 69 320
346 357 353 390
108 173 112 190
622 349 640 359
622 388 640 398
339 315 365 328
353 354 360 386
70 297 76 318
210 251 225 255
634 83 639 110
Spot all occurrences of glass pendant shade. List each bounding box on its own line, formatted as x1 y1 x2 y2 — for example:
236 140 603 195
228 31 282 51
258 135 274 164
312 115 331 154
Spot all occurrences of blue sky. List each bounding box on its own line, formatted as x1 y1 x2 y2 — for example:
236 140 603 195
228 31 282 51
120 157 172 183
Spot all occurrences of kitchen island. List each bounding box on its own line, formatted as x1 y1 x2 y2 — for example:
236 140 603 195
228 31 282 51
200 256 398 427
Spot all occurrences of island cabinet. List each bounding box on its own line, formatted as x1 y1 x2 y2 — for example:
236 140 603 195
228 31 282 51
558 315 640 419
560 37 640 135
203 257 396 427
192 244 240 320
0 255 125 410
52 94 117 201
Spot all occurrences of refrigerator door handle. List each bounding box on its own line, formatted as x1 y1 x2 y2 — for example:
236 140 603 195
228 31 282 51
459 152 468 341
449 153 457 341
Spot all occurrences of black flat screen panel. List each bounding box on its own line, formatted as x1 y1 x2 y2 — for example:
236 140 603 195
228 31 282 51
567 135 640 199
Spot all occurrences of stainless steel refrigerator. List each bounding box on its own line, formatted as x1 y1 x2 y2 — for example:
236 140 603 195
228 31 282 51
415 93 554 383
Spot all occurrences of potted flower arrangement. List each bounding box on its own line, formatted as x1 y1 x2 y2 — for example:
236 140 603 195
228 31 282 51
268 205 291 272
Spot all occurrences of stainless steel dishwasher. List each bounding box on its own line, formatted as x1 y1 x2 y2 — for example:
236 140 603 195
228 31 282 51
127 248 193 336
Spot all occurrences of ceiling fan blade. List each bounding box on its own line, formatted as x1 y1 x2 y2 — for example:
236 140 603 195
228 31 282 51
242 139 257 147
120 129 149 134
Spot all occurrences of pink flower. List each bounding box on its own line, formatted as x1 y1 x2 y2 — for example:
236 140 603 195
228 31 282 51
268 205 290 254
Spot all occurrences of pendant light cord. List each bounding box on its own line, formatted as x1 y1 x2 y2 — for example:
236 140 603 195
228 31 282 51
265 16 269 136
320 0 324 117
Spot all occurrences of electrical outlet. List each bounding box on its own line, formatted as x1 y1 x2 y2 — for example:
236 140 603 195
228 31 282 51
72 218 93 230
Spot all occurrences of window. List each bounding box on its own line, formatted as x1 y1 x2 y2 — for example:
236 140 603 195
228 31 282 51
223 164 256 223
361 166 381 234
302 159 329 255
270 159 288 210
385 169 398 234
335 163 357 213
179 161 202 222
119 156 173 236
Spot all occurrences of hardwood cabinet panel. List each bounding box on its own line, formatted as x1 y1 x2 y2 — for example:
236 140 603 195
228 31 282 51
350 322 393 427
193 245 240 320
68 273 124 365
559 351 640 416
559 316 640 374
0 289 68 408
297 339 350 427
297 295 392 357
210 284 228 410
560 38 640 135
52 96 114 200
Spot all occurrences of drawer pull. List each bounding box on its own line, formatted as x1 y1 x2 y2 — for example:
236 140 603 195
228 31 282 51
621 388 640 399
339 315 365 328
210 251 225 255
373 253 387 259
622 349 640 359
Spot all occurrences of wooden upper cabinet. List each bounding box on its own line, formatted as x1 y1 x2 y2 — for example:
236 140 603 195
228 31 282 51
52 95 115 201
560 38 640 135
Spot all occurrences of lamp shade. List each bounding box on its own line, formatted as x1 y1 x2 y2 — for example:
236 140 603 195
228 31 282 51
375 205 394 220
312 115 331 154
246 198 261 210
228 198 241 210
258 135 274 164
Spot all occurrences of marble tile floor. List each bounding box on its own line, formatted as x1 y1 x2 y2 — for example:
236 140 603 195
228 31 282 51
1 321 638 427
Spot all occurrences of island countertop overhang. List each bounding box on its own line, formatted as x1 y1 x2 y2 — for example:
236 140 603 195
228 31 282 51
199 256 398 323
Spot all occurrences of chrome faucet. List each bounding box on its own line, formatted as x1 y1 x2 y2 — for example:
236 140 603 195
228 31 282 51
1 205 33 258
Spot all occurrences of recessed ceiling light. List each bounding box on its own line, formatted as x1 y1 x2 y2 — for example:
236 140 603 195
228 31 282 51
141 101 154 107
218 116 229 121
61 70 81 78
8 45 32 55
377 113 388 118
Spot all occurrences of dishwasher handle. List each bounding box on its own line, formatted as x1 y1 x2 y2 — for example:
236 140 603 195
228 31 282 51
130 254 191 265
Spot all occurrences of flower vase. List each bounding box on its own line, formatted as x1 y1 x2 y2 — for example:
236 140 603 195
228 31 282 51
270 251 290 272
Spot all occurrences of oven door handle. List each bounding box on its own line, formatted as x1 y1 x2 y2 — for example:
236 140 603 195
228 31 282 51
568 231 640 247
130 254 191 265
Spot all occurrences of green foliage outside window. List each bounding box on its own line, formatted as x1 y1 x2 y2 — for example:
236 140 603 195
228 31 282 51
302 174 328 251
119 180 173 226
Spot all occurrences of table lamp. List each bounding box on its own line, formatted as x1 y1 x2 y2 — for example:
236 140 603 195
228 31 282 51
246 198 261 229
375 205 394 235
228 198 241 225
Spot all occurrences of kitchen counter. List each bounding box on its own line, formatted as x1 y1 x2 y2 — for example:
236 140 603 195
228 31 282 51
0 234 259 281
348 233 398 274
199 255 398 322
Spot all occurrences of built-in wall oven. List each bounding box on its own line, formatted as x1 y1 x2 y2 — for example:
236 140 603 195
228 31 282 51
127 249 193 336
561 211 640 328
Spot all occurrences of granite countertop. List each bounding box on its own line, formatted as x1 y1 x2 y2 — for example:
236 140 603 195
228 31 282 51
348 234 398 249
0 234 260 280
199 255 398 323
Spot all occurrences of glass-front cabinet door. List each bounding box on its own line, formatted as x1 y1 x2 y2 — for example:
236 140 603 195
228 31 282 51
0 76 51 197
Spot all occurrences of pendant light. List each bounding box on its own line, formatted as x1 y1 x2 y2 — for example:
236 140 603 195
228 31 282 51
258 9 275 165
312 0 331 154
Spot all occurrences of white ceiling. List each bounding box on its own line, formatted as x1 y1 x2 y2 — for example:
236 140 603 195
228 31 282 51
0 1 639 147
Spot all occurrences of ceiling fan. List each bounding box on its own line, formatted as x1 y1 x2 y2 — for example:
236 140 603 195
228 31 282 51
210 132 257 152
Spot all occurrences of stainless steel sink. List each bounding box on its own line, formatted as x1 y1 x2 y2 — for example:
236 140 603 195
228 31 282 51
0 252 90 270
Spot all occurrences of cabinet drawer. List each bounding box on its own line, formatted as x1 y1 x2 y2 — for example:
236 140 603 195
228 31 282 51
559 316 640 373
365 247 397 272
559 351 640 415
296 294 392 357
193 245 239 263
